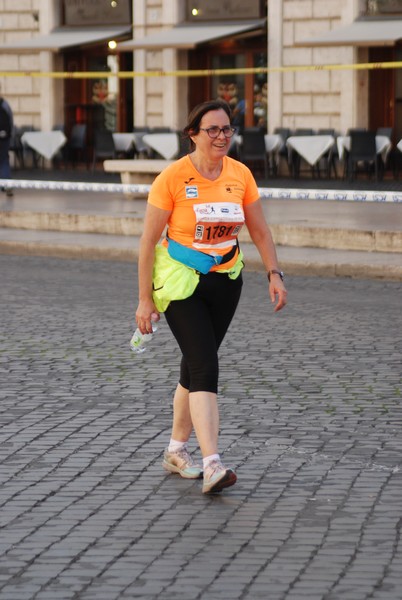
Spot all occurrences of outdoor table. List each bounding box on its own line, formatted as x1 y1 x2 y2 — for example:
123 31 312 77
131 132 152 156
265 133 284 173
20 130 67 161
112 133 135 154
142 133 179 160
286 135 335 167
265 133 284 154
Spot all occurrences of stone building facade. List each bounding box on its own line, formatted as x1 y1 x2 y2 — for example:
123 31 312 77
0 0 399 140
269 0 370 134
0 0 42 128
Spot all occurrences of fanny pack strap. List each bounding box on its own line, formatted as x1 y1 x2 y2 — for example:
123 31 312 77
166 233 239 266
219 239 239 265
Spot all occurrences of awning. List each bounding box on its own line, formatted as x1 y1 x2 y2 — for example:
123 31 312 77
0 27 131 53
116 20 266 51
298 19 402 47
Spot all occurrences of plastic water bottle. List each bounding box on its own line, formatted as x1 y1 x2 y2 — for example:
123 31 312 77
130 314 159 354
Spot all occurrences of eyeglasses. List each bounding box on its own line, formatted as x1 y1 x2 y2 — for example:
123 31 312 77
199 126 237 139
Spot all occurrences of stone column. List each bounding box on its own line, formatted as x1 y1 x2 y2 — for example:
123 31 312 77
39 0 63 131
340 0 368 131
133 0 147 127
133 0 185 129
268 0 284 132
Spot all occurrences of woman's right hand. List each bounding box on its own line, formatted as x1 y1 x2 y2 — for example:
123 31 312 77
135 299 160 335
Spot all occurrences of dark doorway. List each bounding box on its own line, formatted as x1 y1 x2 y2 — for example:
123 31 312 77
188 34 267 131
369 47 394 139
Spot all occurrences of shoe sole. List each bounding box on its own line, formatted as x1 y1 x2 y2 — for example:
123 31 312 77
163 460 203 479
203 469 237 494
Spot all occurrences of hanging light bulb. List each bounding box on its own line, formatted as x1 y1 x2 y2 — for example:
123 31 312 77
108 40 117 50
111 0 118 7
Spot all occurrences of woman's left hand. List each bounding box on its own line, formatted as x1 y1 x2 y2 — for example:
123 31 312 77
269 278 287 312
243 200 288 313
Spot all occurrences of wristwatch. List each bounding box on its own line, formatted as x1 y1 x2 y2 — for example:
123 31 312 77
267 269 284 282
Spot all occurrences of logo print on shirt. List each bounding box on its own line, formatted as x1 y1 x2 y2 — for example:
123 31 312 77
184 177 195 184
185 186 198 198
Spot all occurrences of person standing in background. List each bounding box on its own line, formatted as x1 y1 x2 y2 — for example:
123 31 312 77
0 90 14 198
232 98 246 134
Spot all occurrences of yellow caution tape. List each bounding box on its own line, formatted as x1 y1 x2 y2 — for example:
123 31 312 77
1 61 402 79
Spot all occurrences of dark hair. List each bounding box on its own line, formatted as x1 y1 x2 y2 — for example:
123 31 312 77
182 99 232 151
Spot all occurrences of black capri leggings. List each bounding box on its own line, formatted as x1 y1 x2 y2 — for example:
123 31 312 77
164 271 243 394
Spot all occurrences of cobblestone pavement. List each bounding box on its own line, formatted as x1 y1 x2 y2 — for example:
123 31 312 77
1 255 401 600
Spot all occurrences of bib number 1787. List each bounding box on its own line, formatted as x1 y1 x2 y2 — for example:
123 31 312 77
195 223 242 243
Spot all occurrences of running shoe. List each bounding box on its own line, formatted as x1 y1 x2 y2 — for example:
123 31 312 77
202 459 237 494
163 448 203 479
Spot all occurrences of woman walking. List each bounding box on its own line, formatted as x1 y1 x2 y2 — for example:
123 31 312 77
136 99 287 494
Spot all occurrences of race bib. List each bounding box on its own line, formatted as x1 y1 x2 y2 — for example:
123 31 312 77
193 202 244 249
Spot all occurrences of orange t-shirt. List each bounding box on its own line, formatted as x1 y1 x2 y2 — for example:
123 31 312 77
148 155 260 271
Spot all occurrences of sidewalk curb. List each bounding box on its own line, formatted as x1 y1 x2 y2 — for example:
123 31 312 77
0 211 144 237
0 241 136 262
1 211 401 253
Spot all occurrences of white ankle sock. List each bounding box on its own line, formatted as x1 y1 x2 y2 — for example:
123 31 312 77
168 438 188 453
203 454 220 469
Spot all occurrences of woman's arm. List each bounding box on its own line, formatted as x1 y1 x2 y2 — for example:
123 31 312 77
136 203 171 333
244 199 287 312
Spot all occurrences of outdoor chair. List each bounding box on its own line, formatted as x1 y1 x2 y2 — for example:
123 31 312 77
150 127 171 133
9 126 25 169
273 127 291 175
176 132 191 158
92 129 116 171
377 127 392 138
294 128 315 135
347 131 379 181
240 127 269 179
376 127 393 174
66 123 87 168
317 128 338 178
347 128 367 135
132 127 151 158
17 125 40 168
341 129 368 178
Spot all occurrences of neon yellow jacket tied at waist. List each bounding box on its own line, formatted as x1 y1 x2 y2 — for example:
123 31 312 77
152 244 244 313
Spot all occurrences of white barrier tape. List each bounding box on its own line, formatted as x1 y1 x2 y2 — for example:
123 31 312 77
260 188 402 203
0 179 151 196
1 179 402 203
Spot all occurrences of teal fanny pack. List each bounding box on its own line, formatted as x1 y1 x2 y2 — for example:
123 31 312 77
167 238 222 274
